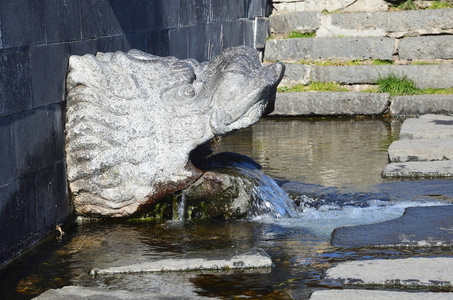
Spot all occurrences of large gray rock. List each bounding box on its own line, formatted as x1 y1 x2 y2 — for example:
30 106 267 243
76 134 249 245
399 35 453 60
265 37 394 61
391 96 453 117
65 47 284 217
270 92 390 116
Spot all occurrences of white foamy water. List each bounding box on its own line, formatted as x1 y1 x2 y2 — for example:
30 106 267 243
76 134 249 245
253 198 451 237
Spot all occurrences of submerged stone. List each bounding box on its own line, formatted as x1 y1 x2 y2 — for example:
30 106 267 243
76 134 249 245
65 47 284 217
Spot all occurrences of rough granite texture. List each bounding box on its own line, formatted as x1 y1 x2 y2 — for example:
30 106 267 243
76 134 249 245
390 95 453 117
310 290 453 300
65 46 284 217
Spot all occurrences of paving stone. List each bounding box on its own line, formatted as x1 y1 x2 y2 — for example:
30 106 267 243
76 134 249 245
270 92 390 116
310 289 453 300
265 37 394 61
399 114 453 140
278 63 312 86
391 95 453 117
323 257 453 289
331 205 453 247
383 161 453 178
399 36 453 60
270 11 320 34
388 138 453 162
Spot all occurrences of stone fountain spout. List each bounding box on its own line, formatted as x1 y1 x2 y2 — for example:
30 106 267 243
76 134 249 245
65 46 284 217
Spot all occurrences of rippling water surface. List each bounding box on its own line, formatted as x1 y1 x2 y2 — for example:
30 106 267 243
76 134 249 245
1 117 452 300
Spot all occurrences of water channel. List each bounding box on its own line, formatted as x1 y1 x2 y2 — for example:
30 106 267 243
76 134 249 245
1 117 452 299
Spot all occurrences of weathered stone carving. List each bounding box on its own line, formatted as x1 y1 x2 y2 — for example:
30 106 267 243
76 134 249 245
65 46 284 217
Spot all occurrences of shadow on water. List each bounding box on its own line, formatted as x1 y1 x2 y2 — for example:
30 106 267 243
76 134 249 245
1 117 452 299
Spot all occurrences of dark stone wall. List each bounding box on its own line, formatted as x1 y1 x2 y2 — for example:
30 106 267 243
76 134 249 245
0 0 270 267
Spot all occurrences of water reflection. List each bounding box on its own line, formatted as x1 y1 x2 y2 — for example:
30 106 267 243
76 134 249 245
212 117 403 190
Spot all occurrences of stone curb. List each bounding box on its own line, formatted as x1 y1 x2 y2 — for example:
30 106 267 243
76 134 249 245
280 64 453 90
269 92 390 116
322 257 453 289
270 8 453 38
310 290 453 300
271 92 453 117
398 114 453 139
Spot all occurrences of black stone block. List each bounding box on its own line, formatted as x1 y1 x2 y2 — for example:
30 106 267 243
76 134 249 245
109 0 156 33
242 18 255 48
156 0 180 29
80 0 123 39
31 43 70 108
247 0 266 18
53 103 66 162
254 17 269 48
180 0 198 27
35 162 69 232
221 21 244 50
206 23 221 60
0 0 46 48
169 27 189 59
0 48 33 117
69 39 98 56
0 115 15 185
98 35 130 53
45 0 82 43
148 29 170 57
0 176 37 256
195 0 210 24
210 0 223 22
188 24 207 62
0 17 3 49
236 0 247 18
13 106 60 177
125 32 148 52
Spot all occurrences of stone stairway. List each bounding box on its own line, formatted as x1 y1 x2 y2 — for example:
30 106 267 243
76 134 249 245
265 7 453 117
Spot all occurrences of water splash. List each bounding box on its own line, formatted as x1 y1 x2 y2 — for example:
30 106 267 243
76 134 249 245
172 193 187 222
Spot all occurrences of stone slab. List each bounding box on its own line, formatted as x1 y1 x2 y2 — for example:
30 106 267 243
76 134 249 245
310 64 453 90
90 249 272 275
382 161 453 178
399 114 453 140
270 92 390 116
278 63 312 86
310 290 453 300
33 286 202 300
391 95 453 117
388 138 453 162
317 8 453 38
270 11 320 34
399 36 453 60
331 205 453 247
323 257 453 289
264 37 394 61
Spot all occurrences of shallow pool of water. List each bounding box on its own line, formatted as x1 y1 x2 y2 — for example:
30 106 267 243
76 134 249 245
1 117 452 299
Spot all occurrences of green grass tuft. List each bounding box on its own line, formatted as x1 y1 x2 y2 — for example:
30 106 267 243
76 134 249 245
372 60 393 65
429 0 453 9
278 82 348 93
377 74 418 96
396 0 417 10
287 31 316 39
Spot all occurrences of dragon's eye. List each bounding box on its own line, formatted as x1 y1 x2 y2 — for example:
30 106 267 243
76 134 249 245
180 85 195 98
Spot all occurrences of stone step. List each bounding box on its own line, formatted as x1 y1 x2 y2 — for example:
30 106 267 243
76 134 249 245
388 138 453 162
265 35 453 62
270 8 453 38
399 114 453 139
270 92 390 116
280 63 453 89
271 92 453 117
382 160 453 178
